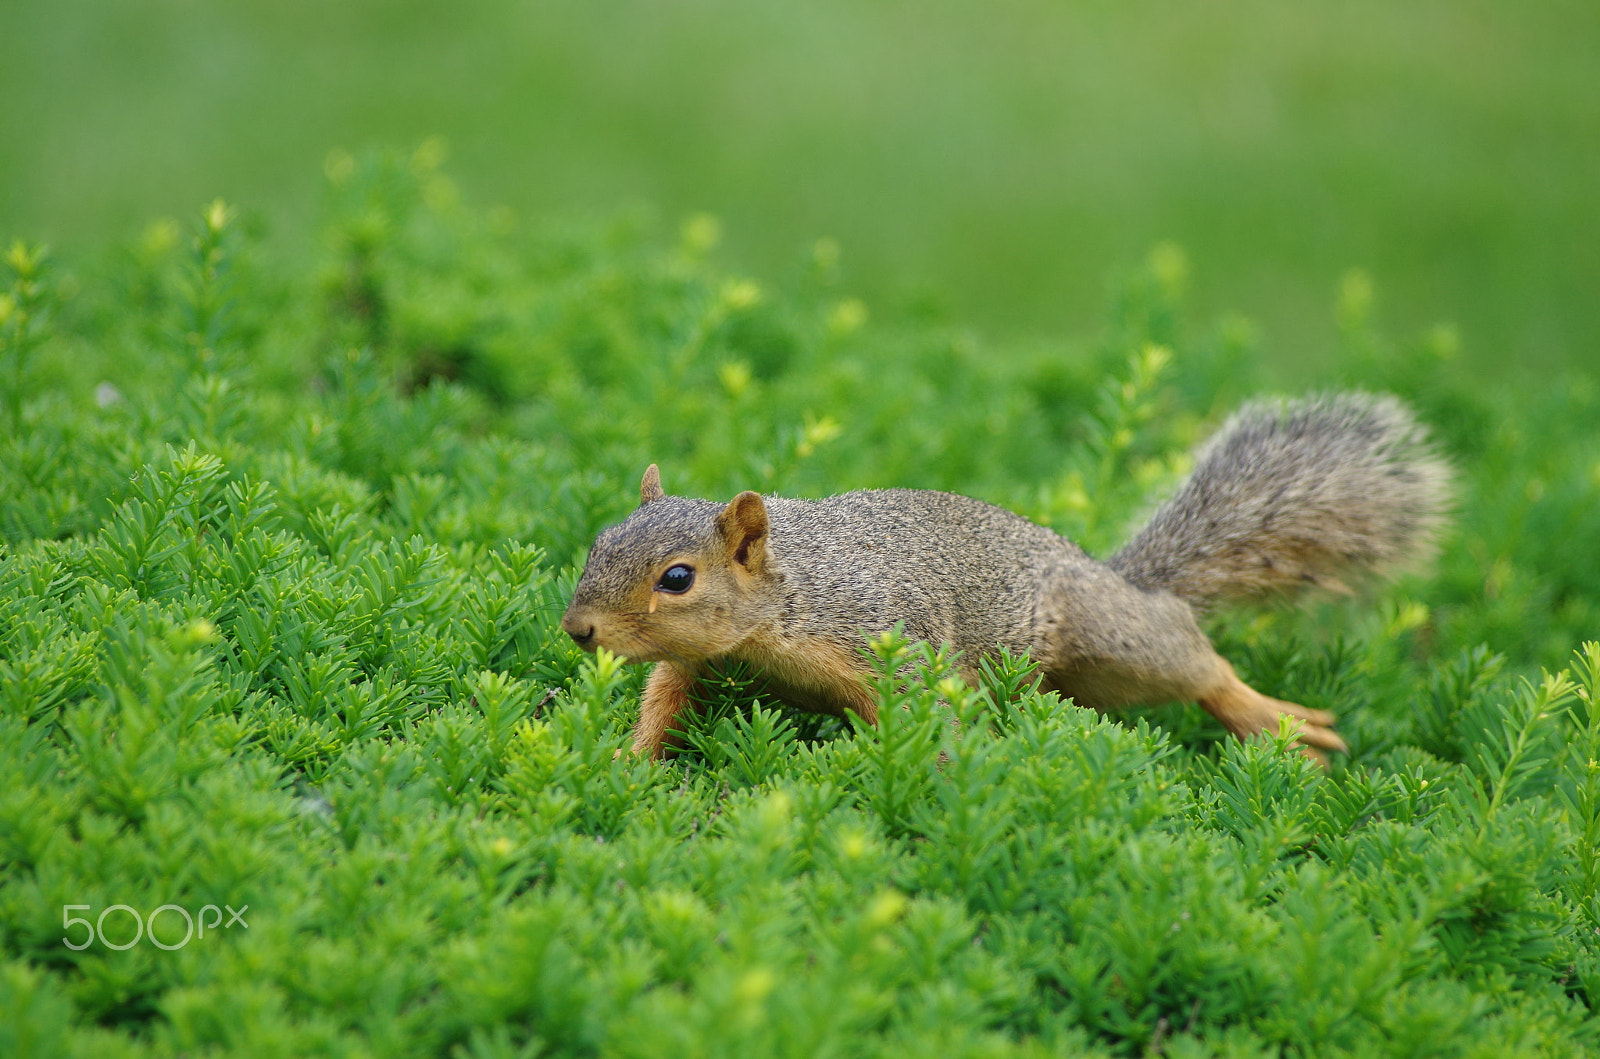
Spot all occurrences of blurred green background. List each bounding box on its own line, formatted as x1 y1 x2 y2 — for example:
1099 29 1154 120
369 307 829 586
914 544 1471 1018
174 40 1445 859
3 0 1596 378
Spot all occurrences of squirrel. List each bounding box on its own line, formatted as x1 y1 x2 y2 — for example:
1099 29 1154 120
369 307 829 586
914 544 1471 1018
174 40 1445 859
561 392 1451 761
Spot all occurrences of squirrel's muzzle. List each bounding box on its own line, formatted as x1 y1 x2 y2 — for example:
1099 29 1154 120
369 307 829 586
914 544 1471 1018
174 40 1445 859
560 607 598 650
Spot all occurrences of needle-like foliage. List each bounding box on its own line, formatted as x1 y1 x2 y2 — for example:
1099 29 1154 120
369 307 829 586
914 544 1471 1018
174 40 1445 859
1 153 1598 1057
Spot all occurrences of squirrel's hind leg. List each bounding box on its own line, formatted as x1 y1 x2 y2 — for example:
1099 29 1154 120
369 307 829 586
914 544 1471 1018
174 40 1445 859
1035 560 1346 762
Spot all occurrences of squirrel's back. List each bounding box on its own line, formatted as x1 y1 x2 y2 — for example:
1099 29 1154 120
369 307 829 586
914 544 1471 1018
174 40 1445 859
760 489 1082 660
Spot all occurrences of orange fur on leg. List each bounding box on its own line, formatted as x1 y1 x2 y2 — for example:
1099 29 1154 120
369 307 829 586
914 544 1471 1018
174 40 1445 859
632 663 699 758
1198 661 1347 766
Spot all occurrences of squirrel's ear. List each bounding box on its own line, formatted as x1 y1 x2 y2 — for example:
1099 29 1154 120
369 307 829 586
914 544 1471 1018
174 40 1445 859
716 491 769 569
639 464 665 506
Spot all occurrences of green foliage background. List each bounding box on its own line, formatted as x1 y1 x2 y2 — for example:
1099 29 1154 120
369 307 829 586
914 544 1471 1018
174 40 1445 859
3 0 1599 378
1 149 1599 1056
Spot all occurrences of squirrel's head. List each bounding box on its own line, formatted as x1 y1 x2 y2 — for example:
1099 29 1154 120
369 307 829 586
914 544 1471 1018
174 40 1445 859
561 464 782 665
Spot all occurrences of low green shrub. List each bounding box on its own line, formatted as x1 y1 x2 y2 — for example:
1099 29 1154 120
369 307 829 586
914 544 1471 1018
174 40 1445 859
1 152 1597 1056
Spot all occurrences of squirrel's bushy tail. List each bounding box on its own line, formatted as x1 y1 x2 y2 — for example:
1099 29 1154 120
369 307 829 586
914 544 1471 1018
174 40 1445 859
1108 392 1452 610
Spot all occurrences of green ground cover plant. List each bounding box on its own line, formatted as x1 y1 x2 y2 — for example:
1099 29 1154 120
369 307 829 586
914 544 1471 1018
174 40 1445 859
2 151 1599 1057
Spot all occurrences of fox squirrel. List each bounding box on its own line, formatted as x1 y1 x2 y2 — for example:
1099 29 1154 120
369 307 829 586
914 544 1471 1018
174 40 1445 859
561 393 1450 760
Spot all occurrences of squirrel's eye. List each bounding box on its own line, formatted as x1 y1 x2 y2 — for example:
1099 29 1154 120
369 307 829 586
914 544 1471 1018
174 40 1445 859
656 564 695 593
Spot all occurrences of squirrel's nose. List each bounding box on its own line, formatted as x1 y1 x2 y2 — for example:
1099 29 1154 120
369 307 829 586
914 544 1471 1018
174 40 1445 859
561 609 597 649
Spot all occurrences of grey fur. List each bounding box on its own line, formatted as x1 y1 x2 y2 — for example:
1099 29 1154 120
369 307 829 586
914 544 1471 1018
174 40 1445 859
1108 392 1452 609
751 489 1077 662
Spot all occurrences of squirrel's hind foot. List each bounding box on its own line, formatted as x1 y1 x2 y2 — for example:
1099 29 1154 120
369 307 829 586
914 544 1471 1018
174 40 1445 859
1198 673 1348 767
